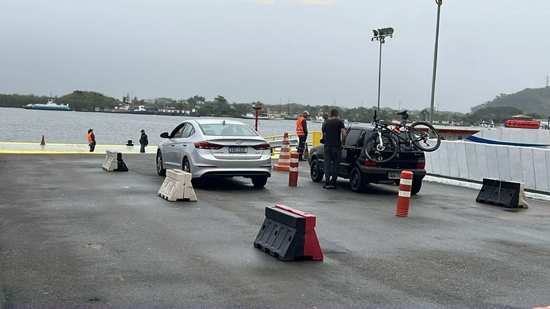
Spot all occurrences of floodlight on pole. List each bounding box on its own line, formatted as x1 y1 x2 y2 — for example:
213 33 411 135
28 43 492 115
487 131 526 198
429 0 443 123
371 27 394 112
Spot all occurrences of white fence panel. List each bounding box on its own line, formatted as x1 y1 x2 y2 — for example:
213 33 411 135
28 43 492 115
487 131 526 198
456 142 468 179
448 142 460 178
496 146 511 181
427 140 550 193
485 145 500 180
520 148 536 189
508 147 523 183
465 142 481 181
533 149 548 192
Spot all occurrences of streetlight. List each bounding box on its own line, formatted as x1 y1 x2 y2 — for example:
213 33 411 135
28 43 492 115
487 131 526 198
371 27 394 112
429 0 443 123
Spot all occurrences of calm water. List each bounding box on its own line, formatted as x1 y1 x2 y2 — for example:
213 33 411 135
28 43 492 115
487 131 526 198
0 108 322 145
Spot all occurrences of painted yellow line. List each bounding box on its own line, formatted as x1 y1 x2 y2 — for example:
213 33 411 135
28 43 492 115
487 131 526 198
0 150 156 155
0 150 105 154
0 141 127 147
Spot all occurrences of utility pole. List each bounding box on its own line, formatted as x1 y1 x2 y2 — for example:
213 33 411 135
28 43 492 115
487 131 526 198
371 27 394 113
430 0 443 123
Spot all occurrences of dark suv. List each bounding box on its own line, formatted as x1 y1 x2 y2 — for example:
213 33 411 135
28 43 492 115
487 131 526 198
308 124 426 194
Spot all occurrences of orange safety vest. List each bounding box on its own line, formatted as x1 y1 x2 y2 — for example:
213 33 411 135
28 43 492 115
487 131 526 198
296 116 306 136
87 132 94 144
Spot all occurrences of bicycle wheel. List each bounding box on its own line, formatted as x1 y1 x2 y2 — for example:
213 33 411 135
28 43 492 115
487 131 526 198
364 131 398 163
408 121 441 152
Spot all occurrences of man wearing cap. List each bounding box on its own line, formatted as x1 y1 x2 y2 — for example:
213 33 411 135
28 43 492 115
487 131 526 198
296 111 309 161
139 129 148 153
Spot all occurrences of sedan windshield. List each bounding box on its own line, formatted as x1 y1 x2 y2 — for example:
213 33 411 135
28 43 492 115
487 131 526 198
199 123 258 136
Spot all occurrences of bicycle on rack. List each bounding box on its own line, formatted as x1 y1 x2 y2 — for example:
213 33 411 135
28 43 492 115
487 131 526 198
364 110 441 163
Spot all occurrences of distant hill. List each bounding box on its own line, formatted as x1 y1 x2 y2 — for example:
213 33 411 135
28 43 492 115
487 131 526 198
57 90 120 111
472 87 550 116
0 94 50 108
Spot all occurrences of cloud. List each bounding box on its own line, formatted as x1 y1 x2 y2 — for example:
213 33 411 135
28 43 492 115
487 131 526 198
256 0 275 5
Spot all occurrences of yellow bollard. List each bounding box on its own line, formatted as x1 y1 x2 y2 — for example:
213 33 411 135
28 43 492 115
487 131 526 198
311 131 322 147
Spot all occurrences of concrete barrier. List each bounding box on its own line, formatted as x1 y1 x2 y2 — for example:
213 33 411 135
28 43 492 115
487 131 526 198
425 141 550 193
476 178 528 209
158 169 197 202
102 151 128 172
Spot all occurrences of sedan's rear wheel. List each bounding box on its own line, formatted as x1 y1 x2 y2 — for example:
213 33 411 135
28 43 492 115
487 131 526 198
156 151 166 176
182 157 191 173
251 176 268 189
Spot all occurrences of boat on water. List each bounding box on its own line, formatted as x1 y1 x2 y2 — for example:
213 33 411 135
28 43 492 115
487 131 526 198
503 114 540 129
466 127 550 148
23 100 71 111
241 113 271 120
463 114 550 147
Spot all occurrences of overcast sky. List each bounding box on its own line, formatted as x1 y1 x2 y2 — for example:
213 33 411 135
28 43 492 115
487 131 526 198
1 0 549 112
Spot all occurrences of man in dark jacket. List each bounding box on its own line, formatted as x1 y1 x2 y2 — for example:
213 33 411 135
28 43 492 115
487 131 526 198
139 129 148 153
321 109 346 189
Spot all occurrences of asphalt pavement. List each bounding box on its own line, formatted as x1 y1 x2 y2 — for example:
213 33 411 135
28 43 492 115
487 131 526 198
1 154 550 308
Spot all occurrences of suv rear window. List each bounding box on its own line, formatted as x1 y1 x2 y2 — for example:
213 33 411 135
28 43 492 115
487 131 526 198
345 129 363 146
199 123 258 136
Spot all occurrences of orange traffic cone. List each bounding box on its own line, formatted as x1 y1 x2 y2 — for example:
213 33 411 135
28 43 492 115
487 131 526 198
273 132 291 172
396 170 413 217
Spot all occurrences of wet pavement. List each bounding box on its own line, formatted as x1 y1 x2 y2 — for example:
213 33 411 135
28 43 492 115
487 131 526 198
1 154 550 308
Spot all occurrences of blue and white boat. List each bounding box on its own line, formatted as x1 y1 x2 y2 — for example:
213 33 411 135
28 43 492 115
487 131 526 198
466 127 550 148
23 100 71 111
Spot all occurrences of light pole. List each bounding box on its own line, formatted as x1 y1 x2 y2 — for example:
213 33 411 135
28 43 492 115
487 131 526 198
372 27 394 113
429 0 443 123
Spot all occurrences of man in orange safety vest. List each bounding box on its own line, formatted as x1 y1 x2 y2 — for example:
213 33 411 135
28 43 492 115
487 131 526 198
296 111 309 161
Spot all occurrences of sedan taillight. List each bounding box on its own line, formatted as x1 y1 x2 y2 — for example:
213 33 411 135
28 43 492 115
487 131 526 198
194 141 224 150
253 143 270 150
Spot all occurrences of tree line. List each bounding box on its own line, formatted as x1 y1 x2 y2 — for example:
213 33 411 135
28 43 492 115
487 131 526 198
0 90 543 125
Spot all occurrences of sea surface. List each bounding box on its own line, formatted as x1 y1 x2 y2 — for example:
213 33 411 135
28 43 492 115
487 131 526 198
0 107 322 145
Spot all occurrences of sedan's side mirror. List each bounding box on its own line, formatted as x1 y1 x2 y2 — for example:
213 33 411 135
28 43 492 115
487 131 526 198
160 132 170 138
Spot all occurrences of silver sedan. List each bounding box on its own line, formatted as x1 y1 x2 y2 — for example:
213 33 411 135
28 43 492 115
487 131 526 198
156 119 272 188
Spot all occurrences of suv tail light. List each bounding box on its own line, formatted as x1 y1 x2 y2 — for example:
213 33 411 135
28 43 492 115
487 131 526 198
416 160 426 169
364 159 377 167
253 143 270 150
194 141 224 150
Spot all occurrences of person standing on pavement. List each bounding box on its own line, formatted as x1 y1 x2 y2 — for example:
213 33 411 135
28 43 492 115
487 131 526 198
87 129 96 152
296 111 309 161
139 129 149 153
321 109 346 189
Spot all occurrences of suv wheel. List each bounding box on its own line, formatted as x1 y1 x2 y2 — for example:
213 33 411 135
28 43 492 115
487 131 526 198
252 176 268 189
411 177 422 195
310 159 324 183
349 167 365 192
156 151 166 176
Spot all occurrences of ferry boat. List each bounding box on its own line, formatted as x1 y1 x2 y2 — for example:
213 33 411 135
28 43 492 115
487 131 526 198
23 100 71 111
241 113 271 120
503 115 540 129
